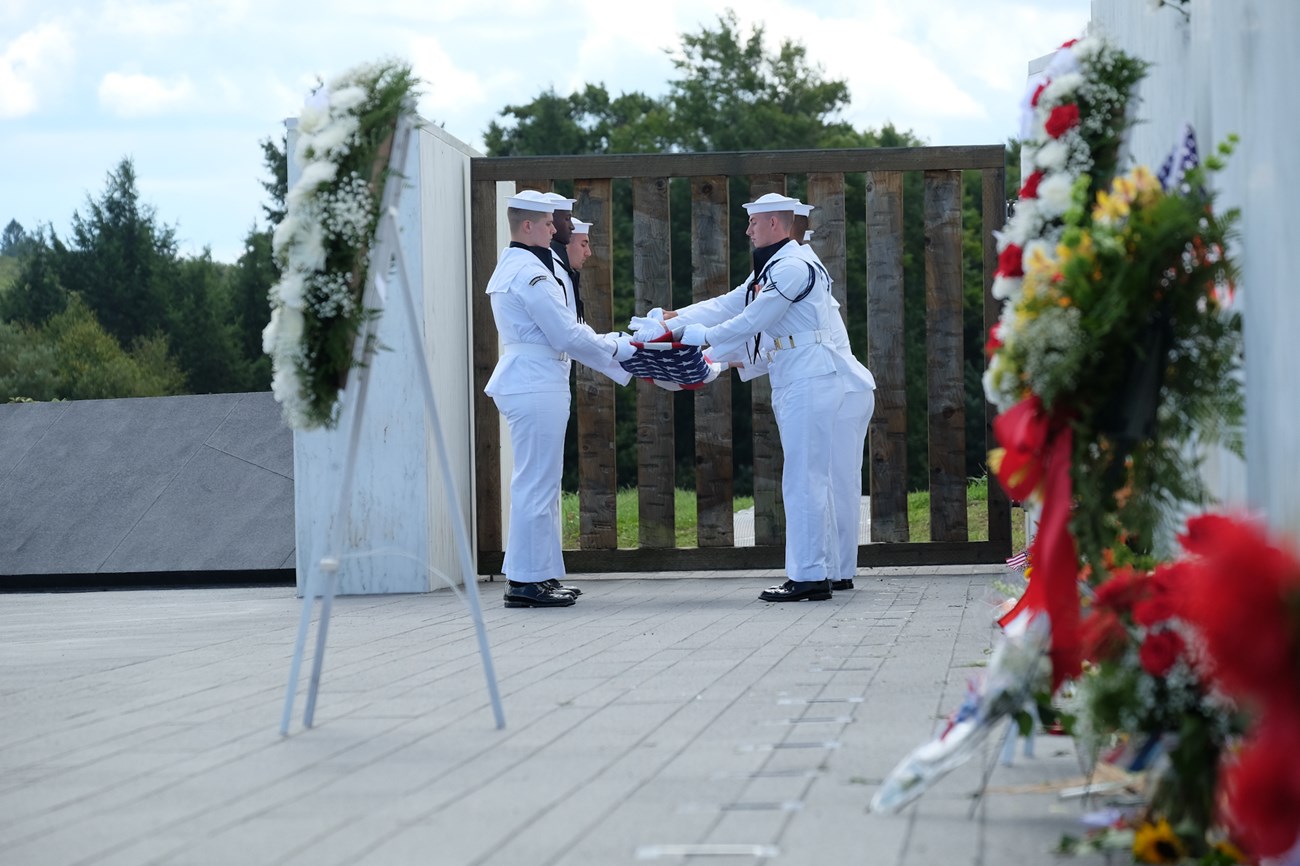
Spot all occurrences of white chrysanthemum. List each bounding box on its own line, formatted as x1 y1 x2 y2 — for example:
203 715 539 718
1004 200 1042 246
992 275 1021 302
1071 36 1102 63
273 270 307 308
272 210 306 258
298 102 329 136
329 85 367 112
262 308 282 355
1036 173 1075 218
290 160 339 199
309 114 360 158
1034 140 1070 172
291 219 328 273
1041 72 1084 105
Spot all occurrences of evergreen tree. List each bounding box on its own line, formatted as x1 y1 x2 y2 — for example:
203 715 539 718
63 157 178 346
1 219 30 256
0 227 69 326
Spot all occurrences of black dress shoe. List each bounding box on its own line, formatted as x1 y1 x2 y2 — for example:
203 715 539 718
831 578 855 591
542 578 582 596
504 581 576 608
759 579 832 602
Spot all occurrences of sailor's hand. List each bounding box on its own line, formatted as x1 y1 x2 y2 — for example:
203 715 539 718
612 333 638 362
628 316 669 342
679 323 709 346
702 361 723 385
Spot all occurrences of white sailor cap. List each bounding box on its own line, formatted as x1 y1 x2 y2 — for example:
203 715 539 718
541 191 577 211
571 218 592 235
793 202 814 217
506 189 557 212
743 192 799 214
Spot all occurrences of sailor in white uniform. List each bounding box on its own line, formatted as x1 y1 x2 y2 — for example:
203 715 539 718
649 193 848 601
484 190 636 607
789 204 876 591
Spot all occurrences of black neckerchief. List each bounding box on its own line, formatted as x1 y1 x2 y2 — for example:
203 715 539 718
551 240 585 322
511 241 555 272
745 237 792 363
751 237 791 282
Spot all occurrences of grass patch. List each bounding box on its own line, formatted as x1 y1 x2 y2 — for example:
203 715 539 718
562 489 753 549
562 477 1026 552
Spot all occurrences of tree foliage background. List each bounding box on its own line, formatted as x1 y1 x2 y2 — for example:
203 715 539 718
0 10 1015 495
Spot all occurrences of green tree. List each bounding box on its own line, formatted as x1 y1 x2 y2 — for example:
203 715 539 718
1 219 30 256
0 227 69 326
229 227 274 390
63 157 178 346
2 294 185 401
164 252 246 394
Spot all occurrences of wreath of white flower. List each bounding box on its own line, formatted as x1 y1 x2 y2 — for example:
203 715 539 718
263 59 419 430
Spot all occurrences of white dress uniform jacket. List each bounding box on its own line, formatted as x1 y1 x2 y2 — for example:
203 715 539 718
484 244 629 585
484 246 630 395
677 238 845 582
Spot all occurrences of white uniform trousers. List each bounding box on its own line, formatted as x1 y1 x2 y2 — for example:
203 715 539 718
830 388 875 581
493 390 570 584
771 372 846 582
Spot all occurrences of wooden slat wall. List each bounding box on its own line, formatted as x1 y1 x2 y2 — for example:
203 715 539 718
574 179 618 549
748 173 787 546
468 145 1012 571
633 177 675 548
691 176 734 546
924 170 967 542
866 171 909 542
807 173 848 315
470 180 502 555
983 166 1012 552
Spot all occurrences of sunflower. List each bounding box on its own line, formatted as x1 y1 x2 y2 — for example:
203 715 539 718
1133 818 1186 863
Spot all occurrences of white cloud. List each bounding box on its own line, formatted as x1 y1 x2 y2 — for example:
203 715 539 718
0 23 74 118
98 71 196 117
99 0 197 37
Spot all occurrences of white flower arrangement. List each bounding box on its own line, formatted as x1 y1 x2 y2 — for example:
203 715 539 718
985 33 1150 412
263 59 419 430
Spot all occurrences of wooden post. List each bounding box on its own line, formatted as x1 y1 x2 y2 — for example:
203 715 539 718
574 178 618 549
807 172 848 318
692 176 734 547
983 164 1011 552
633 176 675 548
924 170 967 542
470 179 502 559
866 171 909 542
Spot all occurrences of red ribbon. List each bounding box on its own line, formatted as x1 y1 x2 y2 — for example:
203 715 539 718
993 396 1082 690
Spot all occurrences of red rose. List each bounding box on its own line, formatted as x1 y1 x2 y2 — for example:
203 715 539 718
1134 594 1175 626
1031 81 1049 107
1059 39 1078 49
1045 103 1081 138
1019 171 1044 199
1178 513 1300 703
1080 609 1128 663
1220 717 1300 858
1138 629 1185 676
985 325 1003 359
1093 566 1150 613
996 243 1024 278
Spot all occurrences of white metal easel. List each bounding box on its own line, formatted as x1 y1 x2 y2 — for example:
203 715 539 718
280 113 505 734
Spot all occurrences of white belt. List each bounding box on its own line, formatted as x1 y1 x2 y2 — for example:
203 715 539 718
503 343 568 362
768 329 830 351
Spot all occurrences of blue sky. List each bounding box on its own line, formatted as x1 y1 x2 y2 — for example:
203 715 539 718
1 0 1091 263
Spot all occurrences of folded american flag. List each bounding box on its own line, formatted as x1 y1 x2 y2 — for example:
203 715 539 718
620 338 711 389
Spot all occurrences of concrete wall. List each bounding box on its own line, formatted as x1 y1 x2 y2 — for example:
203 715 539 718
290 120 483 595
1090 0 1300 537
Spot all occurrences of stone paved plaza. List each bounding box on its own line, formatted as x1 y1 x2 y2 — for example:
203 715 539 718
0 568 1105 865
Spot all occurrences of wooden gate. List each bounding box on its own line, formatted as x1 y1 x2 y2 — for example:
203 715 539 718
470 146 1011 572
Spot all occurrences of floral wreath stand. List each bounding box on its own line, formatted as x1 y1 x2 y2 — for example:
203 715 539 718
279 113 506 734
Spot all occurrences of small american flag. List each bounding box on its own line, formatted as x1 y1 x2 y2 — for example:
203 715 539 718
1006 550 1030 570
1157 122 1200 190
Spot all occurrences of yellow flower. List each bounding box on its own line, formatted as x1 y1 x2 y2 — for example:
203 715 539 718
1024 243 1057 277
1093 188 1131 225
1132 819 1186 864
1211 839 1247 863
